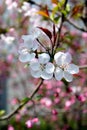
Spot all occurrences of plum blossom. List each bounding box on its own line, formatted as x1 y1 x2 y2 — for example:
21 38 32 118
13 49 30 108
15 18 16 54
30 53 54 80
18 28 49 63
18 28 79 82
26 118 39 128
18 35 38 63
54 52 79 82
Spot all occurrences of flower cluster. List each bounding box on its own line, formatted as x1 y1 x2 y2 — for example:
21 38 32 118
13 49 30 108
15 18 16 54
0 35 18 62
18 28 79 82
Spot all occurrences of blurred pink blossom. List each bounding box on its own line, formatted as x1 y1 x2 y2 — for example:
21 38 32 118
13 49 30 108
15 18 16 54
26 117 39 128
8 125 14 130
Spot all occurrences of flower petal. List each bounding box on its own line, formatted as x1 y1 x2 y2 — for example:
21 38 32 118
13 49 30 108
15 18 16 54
63 71 73 82
41 71 53 80
32 39 38 51
54 52 64 65
30 28 41 38
22 35 34 49
38 53 50 64
18 48 28 54
45 62 55 74
30 69 42 78
19 52 35 62
62 52 72 65
30 60 40 71
54 67 63 80
66 64 79 74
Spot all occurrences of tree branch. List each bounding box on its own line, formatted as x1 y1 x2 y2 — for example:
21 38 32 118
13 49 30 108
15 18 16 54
0 78 43 121
79 65 87 69
54 0 68 49
66 18 87 32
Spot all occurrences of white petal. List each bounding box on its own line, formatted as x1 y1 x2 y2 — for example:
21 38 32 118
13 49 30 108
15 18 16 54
41 71 53 80
54 52 64 62
30 69 41 78
54 67 63 80
62 52 72 65
63 71 73 82
22 35 34 49
38 53 50 64
30 53 36 60
32 39 38 51
45 62 55 74
30 61 40 71
19 52 34 62
22 35 33 41
30 28 41 38
54 52 64 66
66 64 79 74
18 47 28 54
22 35 29 40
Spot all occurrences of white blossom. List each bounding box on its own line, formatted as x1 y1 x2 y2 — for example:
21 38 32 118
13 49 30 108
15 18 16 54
30 53 54 80
54 52 79 82
0 35 17 55
18 35 38 63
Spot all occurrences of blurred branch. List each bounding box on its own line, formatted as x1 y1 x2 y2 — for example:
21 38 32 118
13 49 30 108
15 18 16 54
66 18 87 32
25 0 41 7
0 79 43 121
79 65 87 69
0 28 8 34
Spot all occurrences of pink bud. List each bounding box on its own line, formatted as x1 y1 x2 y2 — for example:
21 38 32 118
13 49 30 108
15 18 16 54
52 109 58 115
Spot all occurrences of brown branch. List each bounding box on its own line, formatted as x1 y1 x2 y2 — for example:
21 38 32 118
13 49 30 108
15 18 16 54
66 18 87 32
0 78 43 121
54 0 68 49
25 0 41 7
79 65 87 69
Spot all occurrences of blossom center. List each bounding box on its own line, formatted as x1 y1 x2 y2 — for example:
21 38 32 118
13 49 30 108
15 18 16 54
59 64 68 71
40 64 45 70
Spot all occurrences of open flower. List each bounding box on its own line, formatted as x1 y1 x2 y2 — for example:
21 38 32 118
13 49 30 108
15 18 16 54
30 53 54 80
18 35 38 62
54 52 79 82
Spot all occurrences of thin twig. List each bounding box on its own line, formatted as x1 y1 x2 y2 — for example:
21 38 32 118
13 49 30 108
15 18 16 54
79 65 87 69
0 79 43 121
66 18 87 32
54 0 68 49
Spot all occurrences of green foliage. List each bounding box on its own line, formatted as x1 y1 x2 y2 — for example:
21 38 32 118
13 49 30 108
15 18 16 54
21 97 30 104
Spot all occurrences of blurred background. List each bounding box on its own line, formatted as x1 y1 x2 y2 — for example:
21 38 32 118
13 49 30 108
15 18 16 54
0 0 87 130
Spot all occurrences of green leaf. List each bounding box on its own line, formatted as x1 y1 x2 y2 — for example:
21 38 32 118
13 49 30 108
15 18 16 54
54 16 60 23
61 10 67 16
21 97 30 103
